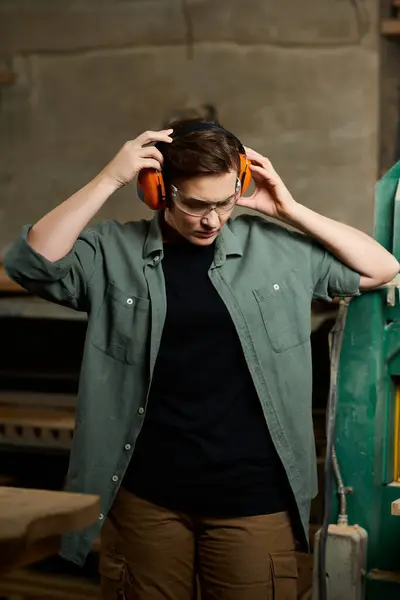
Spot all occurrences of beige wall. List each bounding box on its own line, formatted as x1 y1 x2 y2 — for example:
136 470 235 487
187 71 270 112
0 0 379 252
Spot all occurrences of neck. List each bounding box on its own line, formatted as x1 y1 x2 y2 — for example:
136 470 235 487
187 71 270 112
161 211 185 244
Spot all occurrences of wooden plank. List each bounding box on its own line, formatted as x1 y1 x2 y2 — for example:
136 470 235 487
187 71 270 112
0 391 76 409
0 267 26 293
381 19 400 35
0 407 75 430
391 497 400 515
3 535 62 573
0 397 76 449
0 296 86 320
0 487 100 573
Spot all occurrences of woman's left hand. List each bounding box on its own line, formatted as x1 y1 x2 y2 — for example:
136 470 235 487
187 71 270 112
237 147 298 221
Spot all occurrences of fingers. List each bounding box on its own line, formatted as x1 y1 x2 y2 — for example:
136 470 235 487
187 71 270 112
250 163 281 188
245 146 280 185
139 158 162 171
134 129 173 147
244 146 261 160
140 145 164 165
250 164 267 174
250 163 277 178
244 146 273 170
249 164 267 182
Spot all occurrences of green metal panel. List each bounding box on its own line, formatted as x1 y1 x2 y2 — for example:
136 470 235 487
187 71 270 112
333 163 400 600
373 162 399 252
392 181 400 260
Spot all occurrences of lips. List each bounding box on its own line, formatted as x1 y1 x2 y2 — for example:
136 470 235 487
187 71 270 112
196 230 220 238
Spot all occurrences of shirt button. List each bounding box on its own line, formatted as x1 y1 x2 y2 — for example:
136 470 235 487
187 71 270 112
124 443 131 451
112 475 119 482
99 513 104 520
126 298 133 305
138 407 145 415
273 284 280 291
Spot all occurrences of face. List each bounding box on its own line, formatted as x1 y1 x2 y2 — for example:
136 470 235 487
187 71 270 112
164 170 238 246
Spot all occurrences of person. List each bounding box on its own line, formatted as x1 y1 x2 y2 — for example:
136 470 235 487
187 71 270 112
4 119 398 600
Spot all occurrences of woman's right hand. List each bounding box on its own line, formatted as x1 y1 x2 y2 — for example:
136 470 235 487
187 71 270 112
101 129 173 189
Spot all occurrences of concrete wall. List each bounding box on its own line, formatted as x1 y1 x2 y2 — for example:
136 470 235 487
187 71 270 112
0 0 379 250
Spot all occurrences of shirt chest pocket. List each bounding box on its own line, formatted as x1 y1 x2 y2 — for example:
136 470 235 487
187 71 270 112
91 283 150 365
253 271 311 353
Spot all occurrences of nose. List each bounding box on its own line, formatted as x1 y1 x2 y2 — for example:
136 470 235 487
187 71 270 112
201 209 220 229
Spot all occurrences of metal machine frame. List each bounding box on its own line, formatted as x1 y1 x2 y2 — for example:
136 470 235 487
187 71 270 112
331 162 400 599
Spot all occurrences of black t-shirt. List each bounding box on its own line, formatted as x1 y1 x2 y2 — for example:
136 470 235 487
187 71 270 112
123 237 289 516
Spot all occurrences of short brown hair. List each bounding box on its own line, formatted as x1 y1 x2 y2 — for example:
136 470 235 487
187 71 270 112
159 118 241 184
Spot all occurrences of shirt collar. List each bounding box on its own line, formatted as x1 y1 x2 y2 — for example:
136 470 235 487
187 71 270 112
213 219 243 266
143 212 243 264
143 212 164 259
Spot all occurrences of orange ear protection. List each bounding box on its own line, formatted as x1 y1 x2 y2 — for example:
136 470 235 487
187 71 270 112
137 123 252 211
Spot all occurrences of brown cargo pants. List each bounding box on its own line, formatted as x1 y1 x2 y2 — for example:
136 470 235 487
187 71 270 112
99 487 298 600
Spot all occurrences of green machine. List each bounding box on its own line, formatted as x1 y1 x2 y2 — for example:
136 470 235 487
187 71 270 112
313 163 400 600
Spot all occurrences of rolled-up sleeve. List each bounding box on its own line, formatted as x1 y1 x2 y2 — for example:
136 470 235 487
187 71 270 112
310 241 361 301
3 225 99 312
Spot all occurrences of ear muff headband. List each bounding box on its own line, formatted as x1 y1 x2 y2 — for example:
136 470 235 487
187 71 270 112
137 123 251 210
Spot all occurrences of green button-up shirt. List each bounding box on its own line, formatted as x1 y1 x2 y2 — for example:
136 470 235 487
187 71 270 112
4 213 360 566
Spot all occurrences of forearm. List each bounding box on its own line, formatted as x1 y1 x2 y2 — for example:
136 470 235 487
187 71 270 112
28 172 118 262
281 203 399 288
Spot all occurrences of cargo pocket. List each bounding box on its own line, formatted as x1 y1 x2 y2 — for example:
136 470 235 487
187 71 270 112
99 546 131 600
269 551 298 600
99 519 131 600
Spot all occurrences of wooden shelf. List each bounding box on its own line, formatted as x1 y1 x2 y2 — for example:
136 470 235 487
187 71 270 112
0 268 87 320
0 487 99 574
382 19 400 36
0 296 86 321
0 391 76 450
0 267 26 293
392 498 400 515
0 404 76 450
0 391 76 409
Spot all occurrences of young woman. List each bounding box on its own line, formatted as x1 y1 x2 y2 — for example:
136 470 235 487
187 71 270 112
4 120 398 600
